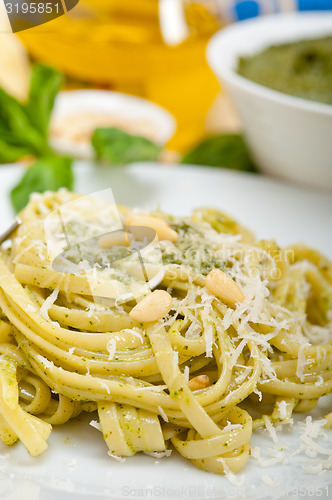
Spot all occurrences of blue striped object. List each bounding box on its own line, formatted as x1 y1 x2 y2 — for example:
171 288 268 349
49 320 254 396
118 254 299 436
298 0 332 9
221 0 332 20
234 1 261 20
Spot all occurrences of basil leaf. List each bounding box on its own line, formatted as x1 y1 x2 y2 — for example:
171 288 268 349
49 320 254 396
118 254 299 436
0 88 47 156
25 64 63 139
0 139 32 163
11 156 74 213
181 134 257 172
91 127 162 165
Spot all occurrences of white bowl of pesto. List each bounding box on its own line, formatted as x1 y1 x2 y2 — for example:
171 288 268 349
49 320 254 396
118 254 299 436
207 13 332 191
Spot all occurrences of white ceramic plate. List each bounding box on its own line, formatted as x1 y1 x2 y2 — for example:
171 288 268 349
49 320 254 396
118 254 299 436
0 162 331 500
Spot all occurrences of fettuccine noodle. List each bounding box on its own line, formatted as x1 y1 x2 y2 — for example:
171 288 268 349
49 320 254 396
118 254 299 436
0 189 331 475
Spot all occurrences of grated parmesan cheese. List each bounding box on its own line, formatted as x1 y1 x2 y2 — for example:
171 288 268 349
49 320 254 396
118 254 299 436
229 339 247 367
263 416 278 444
86 303 96 317
261 474 280 487
144 449 172 458
99 380 111 394
37 355 55 370
299 417 332 459
183 365 190 382
216 457 245 486
106 339 117 361
157 406 169 423
40 287 59 321
107 452 126 462
222 421 242 433
13 240 45 265
173 349 179 365
234 365 252 385
276 400 287 420
253 387 263 402
251 445 289 467
202 308 214 358
296 343 310 382
185 321 202 340
89 420 102 432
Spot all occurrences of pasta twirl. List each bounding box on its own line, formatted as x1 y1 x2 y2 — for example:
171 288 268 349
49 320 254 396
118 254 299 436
0 190 331 474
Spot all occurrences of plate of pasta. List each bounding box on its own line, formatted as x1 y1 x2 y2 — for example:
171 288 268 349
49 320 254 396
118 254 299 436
0 162 331 500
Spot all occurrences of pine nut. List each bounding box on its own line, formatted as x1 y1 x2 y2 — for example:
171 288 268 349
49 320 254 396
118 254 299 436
125 214 178 243
98 230 133 249
129 290 173 322
206 269 245 304
188 375 210 391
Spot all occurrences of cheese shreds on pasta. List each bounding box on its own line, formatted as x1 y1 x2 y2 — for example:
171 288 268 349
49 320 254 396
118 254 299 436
0 190 331 474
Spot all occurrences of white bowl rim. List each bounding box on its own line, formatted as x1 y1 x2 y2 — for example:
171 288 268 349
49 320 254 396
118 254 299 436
207 12 332 116
52 89 177 145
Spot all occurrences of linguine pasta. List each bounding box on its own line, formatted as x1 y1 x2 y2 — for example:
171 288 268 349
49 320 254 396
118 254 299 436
0 189 331 474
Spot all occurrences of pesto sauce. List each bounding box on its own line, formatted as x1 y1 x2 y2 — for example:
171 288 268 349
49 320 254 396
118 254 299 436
237 36 332 105
162 220 226 276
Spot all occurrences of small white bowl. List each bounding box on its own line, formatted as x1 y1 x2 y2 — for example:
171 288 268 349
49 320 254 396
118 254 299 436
50 90 176 159
207 13 332 190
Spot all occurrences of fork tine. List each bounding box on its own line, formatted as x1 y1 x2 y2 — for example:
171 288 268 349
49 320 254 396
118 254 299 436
0 218 22 245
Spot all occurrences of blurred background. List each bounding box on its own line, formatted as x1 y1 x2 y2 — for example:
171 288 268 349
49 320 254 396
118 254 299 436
2 0 331 154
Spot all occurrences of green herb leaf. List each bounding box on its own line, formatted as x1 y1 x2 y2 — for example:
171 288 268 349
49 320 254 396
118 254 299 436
181 134 257 172
0 139 33 163
91 127 162 165
25 64 63 139
0 87 47 156
10 156 74 213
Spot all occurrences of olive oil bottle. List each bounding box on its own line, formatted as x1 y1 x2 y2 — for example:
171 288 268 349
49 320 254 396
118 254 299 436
18 0 223 151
